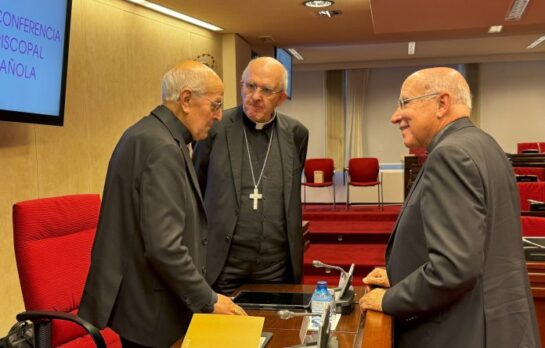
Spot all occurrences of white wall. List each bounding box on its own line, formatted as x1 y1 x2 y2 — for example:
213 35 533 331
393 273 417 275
279 60 545 204
278 71 326 159
479 61 545 154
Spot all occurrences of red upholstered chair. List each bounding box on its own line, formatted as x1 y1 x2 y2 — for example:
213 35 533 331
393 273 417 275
12 194 121 348
517 142 545 154
517 182 545 211
346 158 383 210
513 167 545 181
302 158 336 208
520 216 545 237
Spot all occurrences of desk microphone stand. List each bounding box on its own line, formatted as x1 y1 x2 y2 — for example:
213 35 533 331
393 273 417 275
312 261 356 315
279 305 339 348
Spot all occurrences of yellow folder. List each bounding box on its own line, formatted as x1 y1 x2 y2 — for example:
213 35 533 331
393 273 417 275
181 314 264 348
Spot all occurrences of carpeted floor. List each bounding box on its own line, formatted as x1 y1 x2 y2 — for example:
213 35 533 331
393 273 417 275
302 204 401 286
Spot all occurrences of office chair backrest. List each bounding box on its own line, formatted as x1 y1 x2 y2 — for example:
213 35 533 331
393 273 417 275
304 158 335 183
521 216 545 237
514 167 545 181
517 142 545 154
348 158 379 183
517 182 545 211
13 194 101 346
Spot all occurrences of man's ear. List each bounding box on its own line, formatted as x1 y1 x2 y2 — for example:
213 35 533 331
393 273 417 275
436 92 450 118
179 89 192 113
276 92 289 107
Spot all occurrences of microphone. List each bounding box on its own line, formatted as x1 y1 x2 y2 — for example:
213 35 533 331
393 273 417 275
528 199 544 204
312 260 348 276
277 310 318 320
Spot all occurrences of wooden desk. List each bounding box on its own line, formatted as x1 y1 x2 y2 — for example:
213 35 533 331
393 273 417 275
238 284 391 348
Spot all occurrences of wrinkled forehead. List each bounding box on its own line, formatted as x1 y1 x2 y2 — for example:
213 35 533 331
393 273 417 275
400 76 425 97
204 74 224 95
244 63 282 86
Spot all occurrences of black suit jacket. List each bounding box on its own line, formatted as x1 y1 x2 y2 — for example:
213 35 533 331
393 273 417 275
79 106 215 347
193 106 309 285
383 118 540 348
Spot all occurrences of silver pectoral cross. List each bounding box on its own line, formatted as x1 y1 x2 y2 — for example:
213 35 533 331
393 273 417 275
249 186 263 210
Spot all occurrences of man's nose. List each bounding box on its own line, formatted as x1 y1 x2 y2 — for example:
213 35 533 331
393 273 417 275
390 109 402 124
213 109 222 121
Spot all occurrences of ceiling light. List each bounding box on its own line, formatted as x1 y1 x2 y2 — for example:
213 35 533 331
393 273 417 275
505 0 530 21
527 35 545 49
287 48 304 60
488 25 503 33
408 41 416 55
126 0 223 31
304 0 334 8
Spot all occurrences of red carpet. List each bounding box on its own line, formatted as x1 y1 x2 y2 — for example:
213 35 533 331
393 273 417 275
303 204 400 221
302 204 400 285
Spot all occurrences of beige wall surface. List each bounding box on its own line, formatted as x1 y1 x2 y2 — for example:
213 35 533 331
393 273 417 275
0 0 222 333
479 60 545 154
285 61 545 161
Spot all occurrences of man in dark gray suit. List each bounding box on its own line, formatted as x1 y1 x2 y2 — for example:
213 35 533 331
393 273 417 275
359 67 540 347
79 61 245 348
193 57 308 294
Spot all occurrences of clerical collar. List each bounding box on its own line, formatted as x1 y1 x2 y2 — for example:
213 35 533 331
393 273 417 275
243 112 277 131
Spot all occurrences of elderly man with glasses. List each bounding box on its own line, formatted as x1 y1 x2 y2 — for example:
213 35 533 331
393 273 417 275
359 67 541 348
79 61 247 348
193 57 309 295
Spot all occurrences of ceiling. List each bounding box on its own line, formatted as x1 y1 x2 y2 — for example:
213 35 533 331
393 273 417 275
152 0 545 69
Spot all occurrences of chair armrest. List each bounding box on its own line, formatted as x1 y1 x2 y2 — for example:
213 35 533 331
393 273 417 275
16 310 106 348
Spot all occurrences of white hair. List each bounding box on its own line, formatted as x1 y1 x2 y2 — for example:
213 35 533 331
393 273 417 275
161 64 214 102
420 69 472 109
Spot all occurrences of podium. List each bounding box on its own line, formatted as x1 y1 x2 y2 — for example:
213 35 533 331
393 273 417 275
238 284 392 348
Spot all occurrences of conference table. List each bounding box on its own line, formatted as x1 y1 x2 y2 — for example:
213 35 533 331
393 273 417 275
239 284 392 348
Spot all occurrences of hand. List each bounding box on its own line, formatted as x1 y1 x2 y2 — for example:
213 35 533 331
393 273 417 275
362 267 390 289
212 294 247 316
359 288 386 312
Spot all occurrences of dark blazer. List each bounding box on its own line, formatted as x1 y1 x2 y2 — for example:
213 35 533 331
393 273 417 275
193 106 309 285
383 118 540 348
79 106 215 347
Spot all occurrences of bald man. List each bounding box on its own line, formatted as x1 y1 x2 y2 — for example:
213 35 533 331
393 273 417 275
359 67 540 347
193 57 309 294
79 61 245 348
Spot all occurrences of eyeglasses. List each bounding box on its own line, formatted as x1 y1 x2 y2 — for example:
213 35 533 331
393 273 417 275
242 82 282 97
204 97 224 112
398 93 440 110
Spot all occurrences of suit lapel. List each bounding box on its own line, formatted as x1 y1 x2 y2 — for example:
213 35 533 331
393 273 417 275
179 143 205 208
277 115 294 213
225 111 244 207
385 164 425 261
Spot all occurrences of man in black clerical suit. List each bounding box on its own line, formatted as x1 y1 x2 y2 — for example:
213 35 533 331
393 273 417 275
359 67 540 348
193 57 309 294
79 61 245 348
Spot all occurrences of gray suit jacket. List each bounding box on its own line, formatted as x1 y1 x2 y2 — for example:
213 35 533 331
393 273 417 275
383 118 540 348
193 106 309 285
79 106 215 347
